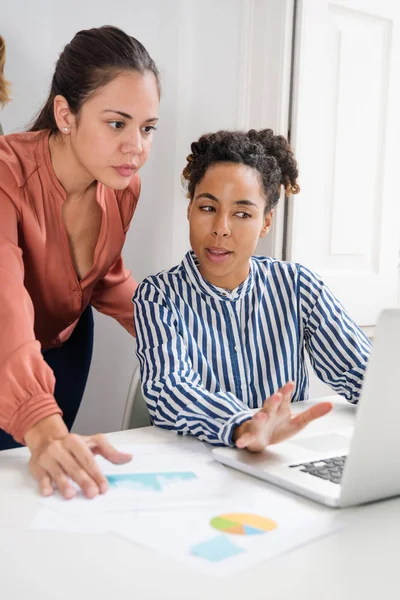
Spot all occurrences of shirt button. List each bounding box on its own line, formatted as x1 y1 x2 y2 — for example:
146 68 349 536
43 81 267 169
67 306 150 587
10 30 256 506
241 384 246 390
234 346 238 351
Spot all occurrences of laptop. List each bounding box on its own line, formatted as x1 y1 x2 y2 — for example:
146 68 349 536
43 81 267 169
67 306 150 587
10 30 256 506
212 309 400 508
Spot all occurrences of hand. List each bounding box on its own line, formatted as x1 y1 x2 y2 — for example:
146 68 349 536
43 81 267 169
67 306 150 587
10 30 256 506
25 415 132 499
233 382 333 452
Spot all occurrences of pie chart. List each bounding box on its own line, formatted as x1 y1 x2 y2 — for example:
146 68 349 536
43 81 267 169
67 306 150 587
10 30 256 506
210 513 277 536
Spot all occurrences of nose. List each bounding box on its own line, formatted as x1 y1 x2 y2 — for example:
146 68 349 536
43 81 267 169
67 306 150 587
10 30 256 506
120 129 143 155
212 213 231 237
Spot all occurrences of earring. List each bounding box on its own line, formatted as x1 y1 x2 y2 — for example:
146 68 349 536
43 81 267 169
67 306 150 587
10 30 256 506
62 127 69 133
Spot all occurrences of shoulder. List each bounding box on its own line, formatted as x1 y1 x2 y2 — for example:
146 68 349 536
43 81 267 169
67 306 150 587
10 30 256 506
134 262 186 301
251 255 300 282
252 255 321 279
251 256 325 293
0 131 45 188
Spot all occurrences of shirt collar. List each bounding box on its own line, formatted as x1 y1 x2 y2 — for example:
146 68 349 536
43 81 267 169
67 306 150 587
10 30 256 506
182 250 254 301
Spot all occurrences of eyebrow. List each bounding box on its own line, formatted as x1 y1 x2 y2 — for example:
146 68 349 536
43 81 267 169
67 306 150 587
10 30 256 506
195 192 259 208
101 109 159 122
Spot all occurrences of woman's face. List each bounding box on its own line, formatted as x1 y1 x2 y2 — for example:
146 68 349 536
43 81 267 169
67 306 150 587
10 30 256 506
67 70 159 190
188 162 272 290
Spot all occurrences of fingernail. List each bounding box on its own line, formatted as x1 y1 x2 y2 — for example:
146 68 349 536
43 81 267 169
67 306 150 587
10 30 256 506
65 487 76 500
87 485 99 498
100 481 108 494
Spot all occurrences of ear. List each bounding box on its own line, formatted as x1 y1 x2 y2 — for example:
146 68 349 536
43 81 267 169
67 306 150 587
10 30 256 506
53 95 76 135
259 210 273 238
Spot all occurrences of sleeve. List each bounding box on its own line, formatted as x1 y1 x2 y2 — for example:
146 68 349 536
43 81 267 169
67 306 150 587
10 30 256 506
298 264 371 403
133 281 253 446
90 177 141 337
0 162 61 443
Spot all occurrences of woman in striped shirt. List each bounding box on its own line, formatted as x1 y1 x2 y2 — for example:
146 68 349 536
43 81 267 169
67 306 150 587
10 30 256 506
133 129 371 451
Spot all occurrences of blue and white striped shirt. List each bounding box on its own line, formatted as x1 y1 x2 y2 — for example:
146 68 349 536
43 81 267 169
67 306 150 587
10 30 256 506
133 251 371 446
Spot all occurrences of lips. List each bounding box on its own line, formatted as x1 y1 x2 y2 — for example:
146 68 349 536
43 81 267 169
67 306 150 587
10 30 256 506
113 164 136 177
205 247 233 263
207 247 232 255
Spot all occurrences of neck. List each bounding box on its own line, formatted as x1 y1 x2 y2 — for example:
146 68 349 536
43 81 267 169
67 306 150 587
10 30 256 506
198 264 250 292
48 133 96 197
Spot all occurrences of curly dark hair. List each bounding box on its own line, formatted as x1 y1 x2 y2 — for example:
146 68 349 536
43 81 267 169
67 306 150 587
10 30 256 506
182 129 300 213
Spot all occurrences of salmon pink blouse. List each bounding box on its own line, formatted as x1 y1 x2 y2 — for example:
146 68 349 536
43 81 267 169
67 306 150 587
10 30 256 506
0 131 140 442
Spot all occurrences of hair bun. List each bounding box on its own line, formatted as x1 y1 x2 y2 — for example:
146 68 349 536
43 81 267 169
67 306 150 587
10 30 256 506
286 183 300 195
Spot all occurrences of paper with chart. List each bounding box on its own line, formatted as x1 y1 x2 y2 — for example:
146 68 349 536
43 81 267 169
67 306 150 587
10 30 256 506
34 438 342 573
104 486 342 576
40 440 239 515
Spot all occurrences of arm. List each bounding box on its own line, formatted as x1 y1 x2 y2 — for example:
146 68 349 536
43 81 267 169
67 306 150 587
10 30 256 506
298 265 371 403
133 281 253 446
0 163 131 497
0 163 61 443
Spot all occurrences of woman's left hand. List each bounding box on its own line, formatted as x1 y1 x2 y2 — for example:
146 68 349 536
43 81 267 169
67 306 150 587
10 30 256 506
25 415 132 499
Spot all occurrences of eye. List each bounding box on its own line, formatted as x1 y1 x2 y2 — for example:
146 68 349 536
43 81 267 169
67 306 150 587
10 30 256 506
142 125 157 134
109 121 125 130
235 211 251 219
200 205 215 212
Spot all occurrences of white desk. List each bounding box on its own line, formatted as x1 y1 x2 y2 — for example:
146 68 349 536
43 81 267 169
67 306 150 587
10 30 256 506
0 398 399 600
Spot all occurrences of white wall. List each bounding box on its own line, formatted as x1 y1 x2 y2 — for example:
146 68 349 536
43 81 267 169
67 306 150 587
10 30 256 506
1 0 249 433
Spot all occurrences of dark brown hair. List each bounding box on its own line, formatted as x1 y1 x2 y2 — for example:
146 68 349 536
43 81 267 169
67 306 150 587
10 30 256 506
29 25 160 132
182 129 300 213
0 36 11 107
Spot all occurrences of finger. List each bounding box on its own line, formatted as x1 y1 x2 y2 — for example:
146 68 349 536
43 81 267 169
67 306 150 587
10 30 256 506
236 430 258 449
279 381 295 407
236 412 269 449
39 475 54 496
66 434 109 495
50 441 102 498
260 392 282 418
238 396 282 449
30 461 54 496
288 401 333 434
41 455 76 500
86 434 133 465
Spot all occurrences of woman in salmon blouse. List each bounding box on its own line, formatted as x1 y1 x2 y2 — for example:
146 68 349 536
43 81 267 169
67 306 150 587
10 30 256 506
0 26 160 499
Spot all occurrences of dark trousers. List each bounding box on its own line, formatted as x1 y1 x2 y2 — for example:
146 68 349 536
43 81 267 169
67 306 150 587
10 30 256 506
0 305 94 451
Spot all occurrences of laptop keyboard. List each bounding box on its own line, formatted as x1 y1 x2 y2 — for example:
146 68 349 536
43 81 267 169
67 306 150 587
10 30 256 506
289 455 347 485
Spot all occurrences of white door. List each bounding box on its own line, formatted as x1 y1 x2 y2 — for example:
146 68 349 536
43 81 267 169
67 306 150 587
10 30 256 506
287 0 400 327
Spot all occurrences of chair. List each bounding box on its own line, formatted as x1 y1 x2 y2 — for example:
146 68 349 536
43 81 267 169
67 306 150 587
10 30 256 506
121 364 151 430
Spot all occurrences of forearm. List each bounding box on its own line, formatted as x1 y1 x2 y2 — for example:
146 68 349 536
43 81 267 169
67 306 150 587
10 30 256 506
300 265 371 405
0 340 62 443
144 378 253 446
311 360 366 404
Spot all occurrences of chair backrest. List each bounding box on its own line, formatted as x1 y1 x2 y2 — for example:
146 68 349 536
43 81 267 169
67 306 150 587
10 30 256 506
121 364 151 430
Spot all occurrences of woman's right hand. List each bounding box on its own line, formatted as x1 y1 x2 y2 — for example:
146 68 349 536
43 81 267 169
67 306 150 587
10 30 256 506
25 414 132 499
233 382 332 452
